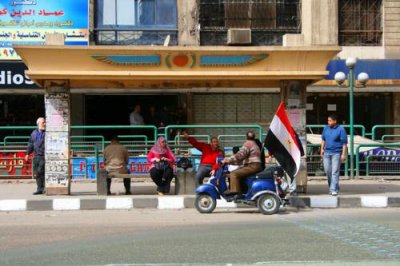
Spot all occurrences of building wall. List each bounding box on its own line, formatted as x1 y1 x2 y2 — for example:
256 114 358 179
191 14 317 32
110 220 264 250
384 0 400 58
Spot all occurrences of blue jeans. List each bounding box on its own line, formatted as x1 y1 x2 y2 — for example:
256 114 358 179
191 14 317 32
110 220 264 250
195 165 213 187
323 153 341 192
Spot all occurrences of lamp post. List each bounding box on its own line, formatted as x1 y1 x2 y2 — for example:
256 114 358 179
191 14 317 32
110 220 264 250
334 58 369 179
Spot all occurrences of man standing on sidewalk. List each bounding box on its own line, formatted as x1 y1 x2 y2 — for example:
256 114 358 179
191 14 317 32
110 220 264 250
320 114 348 196
183 132 224 187
25 117 46 195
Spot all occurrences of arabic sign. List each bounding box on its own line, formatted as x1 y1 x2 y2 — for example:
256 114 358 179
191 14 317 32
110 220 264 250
0 61 37 88
359 148 400 162
0 0 88 60
71 157 152 179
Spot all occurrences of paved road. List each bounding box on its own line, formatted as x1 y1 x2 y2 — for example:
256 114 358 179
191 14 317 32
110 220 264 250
1 208 399 265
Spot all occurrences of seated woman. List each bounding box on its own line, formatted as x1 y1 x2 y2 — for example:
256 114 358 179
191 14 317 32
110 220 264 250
147 136 176 195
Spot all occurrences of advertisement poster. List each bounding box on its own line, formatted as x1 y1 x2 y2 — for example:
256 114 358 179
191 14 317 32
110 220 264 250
0 0 89 60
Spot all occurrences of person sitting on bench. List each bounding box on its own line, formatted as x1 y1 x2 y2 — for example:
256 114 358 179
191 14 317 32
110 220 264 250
104 136 131 195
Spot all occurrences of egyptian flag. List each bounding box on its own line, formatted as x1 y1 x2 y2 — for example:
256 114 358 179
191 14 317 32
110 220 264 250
264 102 304 179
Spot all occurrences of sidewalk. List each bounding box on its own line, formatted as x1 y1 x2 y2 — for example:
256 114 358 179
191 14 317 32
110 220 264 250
0 179 399 211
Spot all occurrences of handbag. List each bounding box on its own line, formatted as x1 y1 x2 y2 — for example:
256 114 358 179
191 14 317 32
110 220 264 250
154 160 169 170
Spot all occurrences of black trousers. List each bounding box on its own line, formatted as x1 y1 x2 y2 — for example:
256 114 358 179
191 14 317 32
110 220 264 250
150 167 174 193
107 178 131 194
32 156 45 193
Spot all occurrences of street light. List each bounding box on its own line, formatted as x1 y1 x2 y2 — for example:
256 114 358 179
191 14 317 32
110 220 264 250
334 57 369 179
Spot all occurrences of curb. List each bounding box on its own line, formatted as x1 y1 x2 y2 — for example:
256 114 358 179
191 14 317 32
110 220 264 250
0 196 399 212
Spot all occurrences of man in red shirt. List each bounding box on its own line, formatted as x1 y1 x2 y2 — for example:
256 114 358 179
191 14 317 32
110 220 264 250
183 132 224 187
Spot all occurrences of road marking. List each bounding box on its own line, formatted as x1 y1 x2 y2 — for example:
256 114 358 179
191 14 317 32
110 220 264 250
310 196 338 208
53 198 80 210
361 196 388 208
157 196 184 209
106 198 133 209
0 199 27 211
217 198 236 208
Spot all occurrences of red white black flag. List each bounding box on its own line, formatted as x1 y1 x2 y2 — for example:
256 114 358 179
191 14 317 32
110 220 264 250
264 102 303 179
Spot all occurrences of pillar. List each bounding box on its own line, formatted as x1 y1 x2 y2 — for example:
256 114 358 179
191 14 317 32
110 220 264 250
280 81 308 193
384 0 400 58
177 0 199 46
301 0 338 46
44 81 71 195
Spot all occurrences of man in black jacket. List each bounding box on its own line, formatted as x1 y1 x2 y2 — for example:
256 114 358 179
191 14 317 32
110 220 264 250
25 117 46 195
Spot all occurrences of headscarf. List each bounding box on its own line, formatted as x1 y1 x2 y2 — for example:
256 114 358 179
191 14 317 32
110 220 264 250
150 136 170 155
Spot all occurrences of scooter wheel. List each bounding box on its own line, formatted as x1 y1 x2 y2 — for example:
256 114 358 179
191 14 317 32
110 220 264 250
257 193 280 215
195 194 217 214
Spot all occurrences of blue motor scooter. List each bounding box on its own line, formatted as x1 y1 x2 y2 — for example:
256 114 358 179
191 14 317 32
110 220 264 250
194 164 290 215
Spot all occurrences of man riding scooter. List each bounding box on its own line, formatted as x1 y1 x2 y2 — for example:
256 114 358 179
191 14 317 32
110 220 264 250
222 131 263 200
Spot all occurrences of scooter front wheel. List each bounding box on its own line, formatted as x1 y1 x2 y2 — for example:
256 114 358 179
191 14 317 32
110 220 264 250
195 194 217 214
257 193 280 215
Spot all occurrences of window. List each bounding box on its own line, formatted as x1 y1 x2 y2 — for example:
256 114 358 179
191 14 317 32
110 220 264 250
96 0 177 29
339 0 382 46
95 0 177 45
199 0 300 46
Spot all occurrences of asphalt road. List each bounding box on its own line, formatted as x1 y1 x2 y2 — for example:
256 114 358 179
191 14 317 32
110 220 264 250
0 208 399 265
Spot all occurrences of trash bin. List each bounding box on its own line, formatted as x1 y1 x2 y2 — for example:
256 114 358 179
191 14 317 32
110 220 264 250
175 157 196 195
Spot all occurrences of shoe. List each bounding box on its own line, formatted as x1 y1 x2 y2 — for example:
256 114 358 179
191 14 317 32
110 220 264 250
233 194 244 201
331 191 338 196
33 191 43 195
157 192 165 196
125 191 132 195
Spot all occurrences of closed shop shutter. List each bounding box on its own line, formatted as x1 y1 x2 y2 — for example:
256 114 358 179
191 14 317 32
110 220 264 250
192 93 280 137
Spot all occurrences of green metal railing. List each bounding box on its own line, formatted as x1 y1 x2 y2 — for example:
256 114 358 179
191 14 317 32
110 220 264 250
164 124 263 142
117 135 149 144
371 125 400 141
355 143 400 176
174 134 210 145
381 134 400 143
306 143 349 177
365 155 400 176
306 124 366 137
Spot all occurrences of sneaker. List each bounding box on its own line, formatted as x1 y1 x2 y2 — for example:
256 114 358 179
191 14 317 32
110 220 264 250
331 191 338 196
33 191 43 195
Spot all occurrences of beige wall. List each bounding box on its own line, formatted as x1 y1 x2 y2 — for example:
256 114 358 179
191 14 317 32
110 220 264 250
177 0 199 46
302 0 338 46
384 0 400 58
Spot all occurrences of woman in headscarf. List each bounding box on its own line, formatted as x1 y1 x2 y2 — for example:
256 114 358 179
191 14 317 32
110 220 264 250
147 136 176 195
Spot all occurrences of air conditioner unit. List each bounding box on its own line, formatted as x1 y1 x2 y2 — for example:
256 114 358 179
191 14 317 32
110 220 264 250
227 28 251 45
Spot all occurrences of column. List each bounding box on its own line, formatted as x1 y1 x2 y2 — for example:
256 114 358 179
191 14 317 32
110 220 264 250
44 81 71 195
280 81 308 193
301 0 338 46
177 0 199 46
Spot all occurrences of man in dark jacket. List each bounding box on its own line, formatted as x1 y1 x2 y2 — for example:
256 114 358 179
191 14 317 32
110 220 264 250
25 117 46 195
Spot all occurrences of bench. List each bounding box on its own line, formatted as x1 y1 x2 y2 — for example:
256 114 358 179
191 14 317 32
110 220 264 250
96 168 196 195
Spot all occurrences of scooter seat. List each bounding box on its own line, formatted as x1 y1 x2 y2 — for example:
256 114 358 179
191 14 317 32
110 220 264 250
254 166 284 179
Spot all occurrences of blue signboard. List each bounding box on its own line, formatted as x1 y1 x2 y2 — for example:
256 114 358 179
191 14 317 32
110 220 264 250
71 156 152 180
0 0 89 60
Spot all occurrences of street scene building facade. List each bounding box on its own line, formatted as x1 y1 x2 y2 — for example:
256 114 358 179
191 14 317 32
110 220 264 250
1 0 398 131
0 0 399 188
